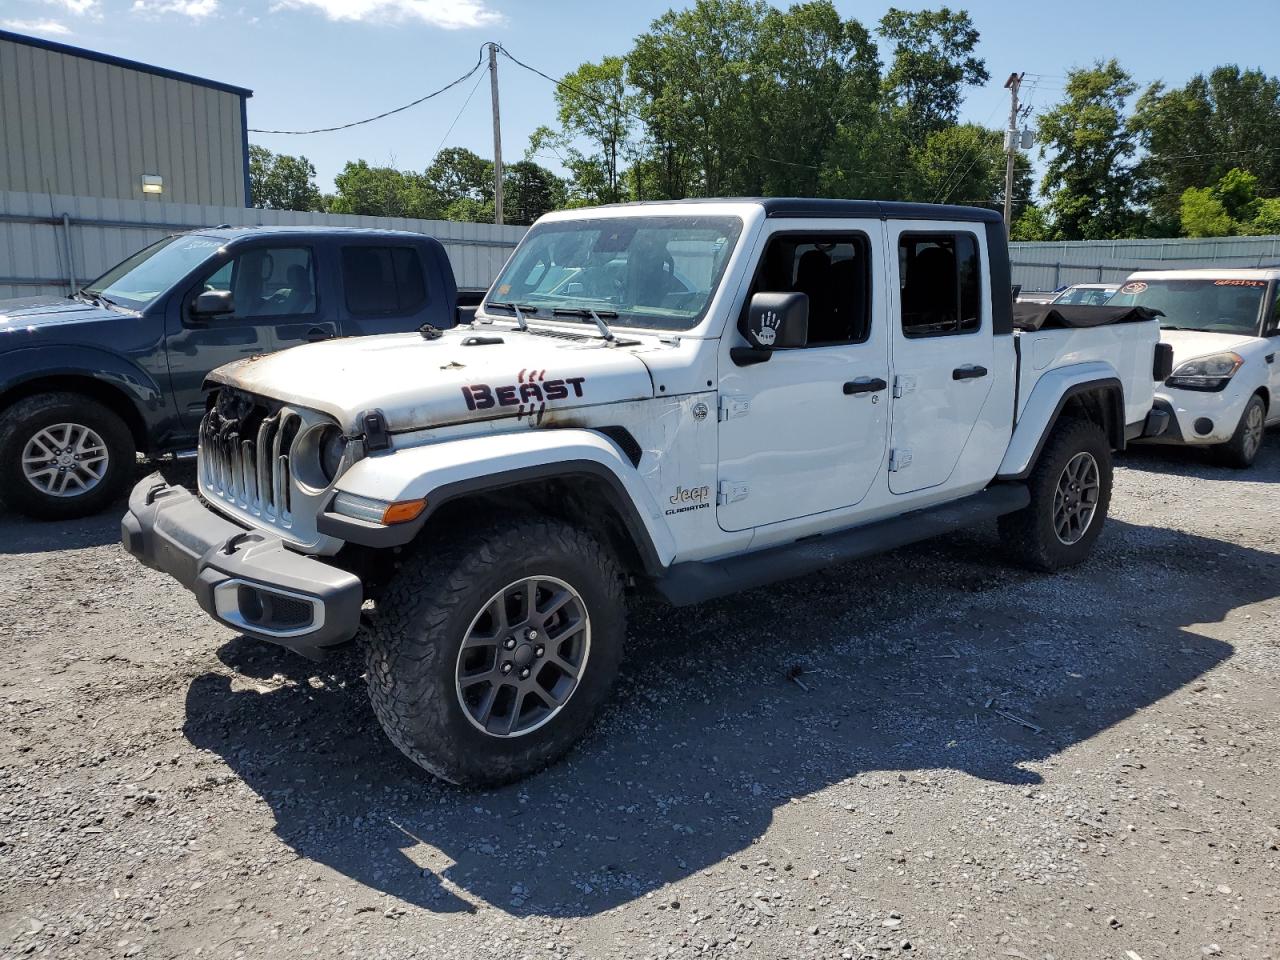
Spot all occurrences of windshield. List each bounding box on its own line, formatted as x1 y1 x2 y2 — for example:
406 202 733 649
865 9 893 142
486 215 743 332
1110 278 1267 334
83 234 225 310
1054 285 1116 306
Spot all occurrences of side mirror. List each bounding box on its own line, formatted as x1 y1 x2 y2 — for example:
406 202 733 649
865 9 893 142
192 290 235 318
745 291 808 350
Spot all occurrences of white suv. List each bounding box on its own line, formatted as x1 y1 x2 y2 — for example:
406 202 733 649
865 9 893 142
1114 268 1280 467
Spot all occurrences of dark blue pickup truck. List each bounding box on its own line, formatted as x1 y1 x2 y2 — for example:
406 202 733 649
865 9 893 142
0 226 478 519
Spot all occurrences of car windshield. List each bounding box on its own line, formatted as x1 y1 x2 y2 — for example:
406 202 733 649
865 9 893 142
82 234 226 311
1054 286 1116 306
486 215 743 332
1109 278 1267 334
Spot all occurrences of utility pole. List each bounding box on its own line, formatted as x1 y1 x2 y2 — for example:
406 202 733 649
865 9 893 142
1002 71 1023 236
488 42 504 226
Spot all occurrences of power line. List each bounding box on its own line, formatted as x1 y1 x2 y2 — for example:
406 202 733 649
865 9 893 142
248 50 485 135
433 67 487 158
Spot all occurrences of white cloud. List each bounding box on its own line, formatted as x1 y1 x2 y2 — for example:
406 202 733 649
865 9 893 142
272 0 501 29
130 0 219 18
41 0 100 17
1 17 73 34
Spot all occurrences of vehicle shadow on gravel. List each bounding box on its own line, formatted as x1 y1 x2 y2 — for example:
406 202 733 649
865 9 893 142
181 517 1272 919
1119 428 1280 481
0 459 196 554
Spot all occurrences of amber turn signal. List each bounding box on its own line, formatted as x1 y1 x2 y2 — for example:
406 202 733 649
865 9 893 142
381 499 427 525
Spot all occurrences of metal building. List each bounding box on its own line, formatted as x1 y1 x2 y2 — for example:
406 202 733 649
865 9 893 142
0 29 252 207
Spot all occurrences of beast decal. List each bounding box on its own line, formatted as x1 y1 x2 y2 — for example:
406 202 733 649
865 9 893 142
460 369 587 423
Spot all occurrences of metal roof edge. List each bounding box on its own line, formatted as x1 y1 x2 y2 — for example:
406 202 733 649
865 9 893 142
0 28 253 98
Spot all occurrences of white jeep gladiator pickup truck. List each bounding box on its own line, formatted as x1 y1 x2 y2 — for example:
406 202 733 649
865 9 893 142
122 199 1168 785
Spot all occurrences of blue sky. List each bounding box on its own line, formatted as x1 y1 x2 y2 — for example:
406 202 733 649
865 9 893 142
3 0 1278 194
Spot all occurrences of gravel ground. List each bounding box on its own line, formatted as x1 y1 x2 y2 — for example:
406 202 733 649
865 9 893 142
2 435 1278 959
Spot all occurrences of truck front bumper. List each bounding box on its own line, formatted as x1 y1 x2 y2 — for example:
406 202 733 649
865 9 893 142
121 474 363 660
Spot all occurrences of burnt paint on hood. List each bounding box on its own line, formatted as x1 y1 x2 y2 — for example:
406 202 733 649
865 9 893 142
208 327 659 434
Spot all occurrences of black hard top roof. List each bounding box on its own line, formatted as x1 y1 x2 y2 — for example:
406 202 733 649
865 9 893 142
593 197 1003 225
758 198 1003 224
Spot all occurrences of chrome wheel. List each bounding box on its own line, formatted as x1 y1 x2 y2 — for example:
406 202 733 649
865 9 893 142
1053 451 1100 545
1241 401 1264 462
455 575 591 738
21 422 110 497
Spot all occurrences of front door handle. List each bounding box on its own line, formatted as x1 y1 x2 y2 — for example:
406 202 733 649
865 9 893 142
305 327 332 342
952 365 988 381
844 377 888 396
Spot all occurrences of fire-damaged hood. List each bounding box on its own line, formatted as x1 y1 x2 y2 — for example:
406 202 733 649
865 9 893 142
207 326 658 433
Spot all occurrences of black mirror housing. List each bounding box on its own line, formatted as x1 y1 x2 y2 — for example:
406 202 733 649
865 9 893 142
193 290 235 318
746 291 808 350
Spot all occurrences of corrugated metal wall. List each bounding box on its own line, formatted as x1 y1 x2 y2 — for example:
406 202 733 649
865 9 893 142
1011 234 1280 291
0 189 526 298
0 34 247 206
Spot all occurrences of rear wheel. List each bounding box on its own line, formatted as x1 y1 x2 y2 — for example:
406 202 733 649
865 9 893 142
364 516 626 786
1213 394 1266 469
999 417 1113 572
0 392 135 520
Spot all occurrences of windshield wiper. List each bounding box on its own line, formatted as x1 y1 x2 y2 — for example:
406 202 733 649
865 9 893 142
486 300 540 331
553 307 618 342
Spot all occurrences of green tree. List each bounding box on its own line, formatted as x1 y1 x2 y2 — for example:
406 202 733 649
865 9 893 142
1134 66 1280 231
424 147 494 209
248 145 323 211
328 160 418 217
1179 186 1234 238
877 6 988 143
1178 167 1277 237
628 0 767 197
1253 198 1280 235
552 57 635 203
1037 60 1140 240
904 123 1028 206
503 160 566 225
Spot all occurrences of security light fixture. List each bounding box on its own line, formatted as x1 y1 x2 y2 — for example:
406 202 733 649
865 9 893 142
141 175 163 195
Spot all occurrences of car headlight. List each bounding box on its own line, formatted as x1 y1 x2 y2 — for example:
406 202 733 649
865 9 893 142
1165 351 1243 392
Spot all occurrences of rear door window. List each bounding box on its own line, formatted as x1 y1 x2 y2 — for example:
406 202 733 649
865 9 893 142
898 233 981 337
341 246 428 315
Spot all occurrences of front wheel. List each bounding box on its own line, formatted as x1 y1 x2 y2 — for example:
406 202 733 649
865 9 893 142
1213 394 1266 469
0 392 136 520
364 517 626 786
999 417 1113 572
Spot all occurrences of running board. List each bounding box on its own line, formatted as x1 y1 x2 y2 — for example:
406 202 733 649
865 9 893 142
654 484 1030 607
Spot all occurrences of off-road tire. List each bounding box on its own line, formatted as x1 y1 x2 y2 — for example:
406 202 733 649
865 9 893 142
0 392 136 520
1212 394 1266 469
364 517 626 786
999 417 1113 572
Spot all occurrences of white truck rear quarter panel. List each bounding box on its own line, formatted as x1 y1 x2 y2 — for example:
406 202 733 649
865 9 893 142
999 320 1158 477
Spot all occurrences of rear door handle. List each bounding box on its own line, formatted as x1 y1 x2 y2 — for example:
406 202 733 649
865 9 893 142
844 377 888 396
952 365 988 381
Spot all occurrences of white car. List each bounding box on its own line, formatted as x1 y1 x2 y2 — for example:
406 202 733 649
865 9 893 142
1113 269 1280 467
1051 283 1121 306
